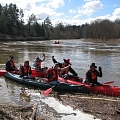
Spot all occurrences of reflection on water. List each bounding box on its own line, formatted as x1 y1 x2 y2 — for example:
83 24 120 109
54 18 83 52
0 77 11 104
20 87 31 102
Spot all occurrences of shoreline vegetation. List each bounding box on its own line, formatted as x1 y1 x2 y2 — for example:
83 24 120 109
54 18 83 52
84 38 120 42
1 34 120 42
1 3 120 42
0 34 49 42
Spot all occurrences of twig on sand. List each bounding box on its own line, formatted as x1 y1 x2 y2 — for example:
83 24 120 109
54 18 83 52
29 106 37 120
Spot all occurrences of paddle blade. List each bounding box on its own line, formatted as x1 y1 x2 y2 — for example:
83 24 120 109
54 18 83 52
103 81 114 85
41 88 53 96
67 80 81 85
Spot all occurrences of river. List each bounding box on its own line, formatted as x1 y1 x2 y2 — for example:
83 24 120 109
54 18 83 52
0 39 120 119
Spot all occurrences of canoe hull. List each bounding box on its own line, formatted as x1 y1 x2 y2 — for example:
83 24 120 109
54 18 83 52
0 69 46 77
31 69 46 77
5 72 90 94
58 77 120 97
0 70 7 76
54 41 60 44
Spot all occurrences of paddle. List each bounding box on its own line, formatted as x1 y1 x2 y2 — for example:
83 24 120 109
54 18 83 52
103 81 114 85
61 77 114 86
41 82 60 96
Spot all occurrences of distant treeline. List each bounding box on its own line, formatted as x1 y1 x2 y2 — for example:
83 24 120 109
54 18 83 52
0 3 120 40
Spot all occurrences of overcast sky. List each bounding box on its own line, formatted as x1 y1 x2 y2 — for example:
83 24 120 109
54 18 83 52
1 0 120 26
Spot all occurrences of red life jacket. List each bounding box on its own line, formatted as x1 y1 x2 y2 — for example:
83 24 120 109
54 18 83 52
36 61 41 69
10 61 15 67
91 71 97 80
22 66 31 75
47 68 59 83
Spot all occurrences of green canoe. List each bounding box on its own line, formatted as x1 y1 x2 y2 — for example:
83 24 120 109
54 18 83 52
5 72 90 94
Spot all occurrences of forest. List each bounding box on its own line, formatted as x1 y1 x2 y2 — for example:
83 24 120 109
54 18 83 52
0 3 120 40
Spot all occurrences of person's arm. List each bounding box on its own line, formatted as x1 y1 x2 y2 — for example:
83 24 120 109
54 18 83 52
52 56 58 63
96 67 102 77
69 67 78 76
41 53 45 62
85 70 91 83
60 64 71 73
33 60 37 67
13 62 18 71
28 67 32 77
6 61 11 70
86 71 88 81
52 56 62 68
19 65 24 77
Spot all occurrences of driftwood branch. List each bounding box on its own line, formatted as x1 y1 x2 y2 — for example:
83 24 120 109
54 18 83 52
29 106 37 120
58 95 120 102
83 108 119 116
20 112 24 120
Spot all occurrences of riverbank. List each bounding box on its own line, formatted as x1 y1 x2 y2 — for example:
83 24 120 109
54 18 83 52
83 38 120 42
52 92 120 120
1 34 120 42
0 92 120 120
0 104 50 120
0 34 48 41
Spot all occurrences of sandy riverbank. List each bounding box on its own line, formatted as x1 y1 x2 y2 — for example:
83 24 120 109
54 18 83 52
0 92 120 120
51 92 120 120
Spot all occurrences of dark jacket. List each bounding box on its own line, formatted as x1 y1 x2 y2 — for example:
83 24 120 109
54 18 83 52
86 69 102 84
52 57 78 76
6 60 16 71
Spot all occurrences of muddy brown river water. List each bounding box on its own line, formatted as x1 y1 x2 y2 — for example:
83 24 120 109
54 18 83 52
0 39 120 119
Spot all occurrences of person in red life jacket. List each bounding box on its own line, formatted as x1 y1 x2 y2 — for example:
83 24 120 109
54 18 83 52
85 63 102 86
51 56 82 82
20 60 35 79
52 56 78 76
6 56 18 71
47 63 71 84
33 53 45 71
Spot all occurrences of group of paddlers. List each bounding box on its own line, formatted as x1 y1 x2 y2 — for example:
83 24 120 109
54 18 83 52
5 54 102 86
